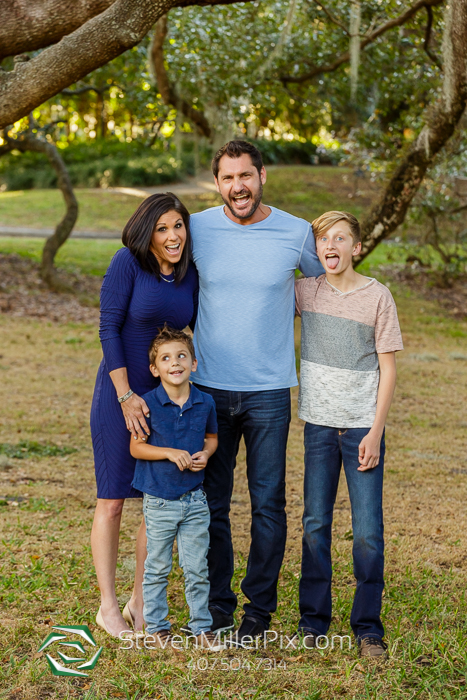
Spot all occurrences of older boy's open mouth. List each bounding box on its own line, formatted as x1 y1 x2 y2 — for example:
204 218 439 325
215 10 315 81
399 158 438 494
325 253 340 270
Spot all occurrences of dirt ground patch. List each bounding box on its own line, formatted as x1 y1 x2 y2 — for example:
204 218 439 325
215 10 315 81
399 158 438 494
0 253 100 324
381 263 467 321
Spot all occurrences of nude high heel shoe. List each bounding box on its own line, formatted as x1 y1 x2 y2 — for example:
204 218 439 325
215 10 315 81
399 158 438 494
122 602 135 628
96 607 134 639
122 602 144 634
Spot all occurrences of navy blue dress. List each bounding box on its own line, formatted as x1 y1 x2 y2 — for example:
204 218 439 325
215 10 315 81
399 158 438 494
90 247 198 499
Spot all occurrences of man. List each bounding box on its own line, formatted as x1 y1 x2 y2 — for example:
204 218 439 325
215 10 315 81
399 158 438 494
190 140 323 645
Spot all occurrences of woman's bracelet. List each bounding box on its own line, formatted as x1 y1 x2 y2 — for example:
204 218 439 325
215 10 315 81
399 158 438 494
118 389 134 404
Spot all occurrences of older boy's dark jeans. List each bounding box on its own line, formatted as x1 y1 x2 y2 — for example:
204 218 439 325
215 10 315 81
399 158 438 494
299 423 385 640
193 384 290 627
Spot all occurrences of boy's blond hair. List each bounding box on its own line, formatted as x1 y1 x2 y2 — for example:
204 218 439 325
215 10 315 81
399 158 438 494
312 211 361 244
149 325 195 366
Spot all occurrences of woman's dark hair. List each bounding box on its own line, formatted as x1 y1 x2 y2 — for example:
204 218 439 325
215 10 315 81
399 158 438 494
212 140 263 179
122 192 191 282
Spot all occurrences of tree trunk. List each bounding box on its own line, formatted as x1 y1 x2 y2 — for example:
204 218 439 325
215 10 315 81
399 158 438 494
356 0 467 263
1 129 79 290
39 144 79 290
148 15 212 139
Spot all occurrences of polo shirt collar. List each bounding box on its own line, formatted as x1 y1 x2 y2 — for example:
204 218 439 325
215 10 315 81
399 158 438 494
155 382 204 409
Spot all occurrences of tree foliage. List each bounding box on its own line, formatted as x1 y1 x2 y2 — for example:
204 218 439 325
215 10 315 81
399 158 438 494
1 0 467 280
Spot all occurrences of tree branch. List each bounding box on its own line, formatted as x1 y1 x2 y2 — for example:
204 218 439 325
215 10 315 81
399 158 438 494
148 14 212 138
424 4 443 68
354 0 467 263
281 0 444 84
0 0 116 61
0 0 254 129
311 0 349 35
61 85 105 96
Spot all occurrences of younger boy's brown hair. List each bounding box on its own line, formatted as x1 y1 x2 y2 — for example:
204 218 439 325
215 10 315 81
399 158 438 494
149 325 196 366
312 211 361 245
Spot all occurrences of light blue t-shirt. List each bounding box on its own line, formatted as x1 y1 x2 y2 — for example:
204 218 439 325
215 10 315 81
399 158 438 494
190 205 324 391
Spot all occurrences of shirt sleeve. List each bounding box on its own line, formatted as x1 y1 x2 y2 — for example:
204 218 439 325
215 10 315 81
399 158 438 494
99 248 137 372
205 398 218 434
189 267 199 332
298 224 325 277
375 294 404 354
295 279 305 317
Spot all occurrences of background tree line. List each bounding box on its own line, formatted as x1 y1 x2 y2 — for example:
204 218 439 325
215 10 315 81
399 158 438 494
0 0 466 289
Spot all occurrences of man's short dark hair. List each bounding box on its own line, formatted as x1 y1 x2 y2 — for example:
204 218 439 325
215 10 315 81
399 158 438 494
212 140 263 179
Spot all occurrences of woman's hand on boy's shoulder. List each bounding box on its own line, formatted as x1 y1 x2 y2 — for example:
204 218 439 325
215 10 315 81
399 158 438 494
121 392 151 439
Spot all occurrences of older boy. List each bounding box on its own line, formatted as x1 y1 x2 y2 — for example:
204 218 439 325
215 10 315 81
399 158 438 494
130 326 223 651
294 211 403 657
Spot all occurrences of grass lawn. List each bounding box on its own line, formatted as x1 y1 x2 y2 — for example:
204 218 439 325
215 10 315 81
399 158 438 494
1 288 467 699
0 237 124 277
0 166 405 277
0 167 375 232
1 165 466 698
0 190 139 233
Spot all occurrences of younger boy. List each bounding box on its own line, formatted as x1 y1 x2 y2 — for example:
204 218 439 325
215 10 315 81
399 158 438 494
130 326 223 651
294 211 403 658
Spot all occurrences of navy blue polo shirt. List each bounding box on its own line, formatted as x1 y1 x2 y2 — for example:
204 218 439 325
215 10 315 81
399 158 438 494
132 383 218 499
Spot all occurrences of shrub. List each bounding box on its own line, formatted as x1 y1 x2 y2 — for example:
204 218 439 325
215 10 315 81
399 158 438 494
249 138 343 166
0 137 343 191
0 140 184 190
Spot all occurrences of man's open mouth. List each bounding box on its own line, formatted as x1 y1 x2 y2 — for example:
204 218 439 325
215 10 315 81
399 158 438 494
325 253 340 270
169 369 183 376
231 192 251 208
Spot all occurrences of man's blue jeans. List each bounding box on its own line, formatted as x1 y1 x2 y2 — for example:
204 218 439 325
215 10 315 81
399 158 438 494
299 423 385 640
194 385 291 627
142 489 212 636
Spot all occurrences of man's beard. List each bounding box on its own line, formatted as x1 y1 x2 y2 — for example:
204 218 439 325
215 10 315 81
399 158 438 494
222 182 263 220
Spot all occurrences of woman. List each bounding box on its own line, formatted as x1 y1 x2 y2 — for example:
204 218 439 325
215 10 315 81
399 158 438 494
90 193 198 637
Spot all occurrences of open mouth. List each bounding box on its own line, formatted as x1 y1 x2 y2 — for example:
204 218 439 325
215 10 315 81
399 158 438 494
165 243 181 256
169 369 184 376
325 253 340 270
231 192 251 209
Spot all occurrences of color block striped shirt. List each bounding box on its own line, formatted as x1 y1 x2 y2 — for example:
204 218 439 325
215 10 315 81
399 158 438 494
295 275 403 428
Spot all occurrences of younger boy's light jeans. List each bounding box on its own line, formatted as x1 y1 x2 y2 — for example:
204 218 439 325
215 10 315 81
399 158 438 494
143 489 212 636
299 423 385 641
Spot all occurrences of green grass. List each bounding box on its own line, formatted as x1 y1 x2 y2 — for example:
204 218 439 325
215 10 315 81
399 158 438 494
0 440 77 460
0 234 404 279
3 165 466 698
0 189 140 232
0 236 123 276
1 287 467 698
0 166 371 231
0 166 407 277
